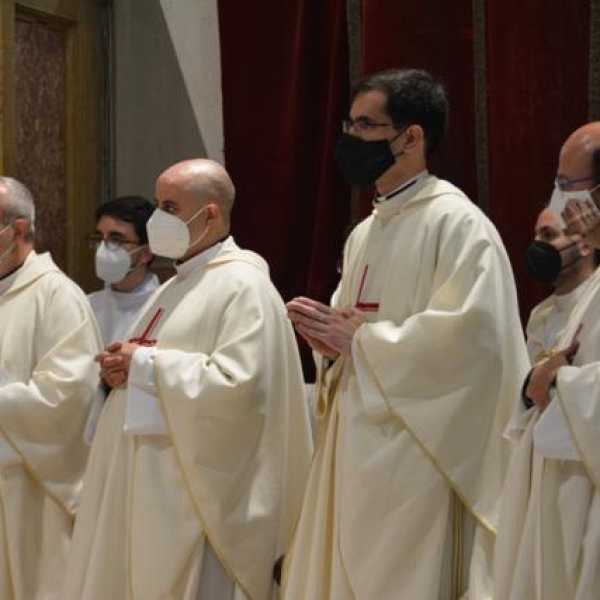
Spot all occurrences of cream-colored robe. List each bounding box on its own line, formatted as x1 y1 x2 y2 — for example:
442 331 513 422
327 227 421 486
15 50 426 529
61 238 313 600
88 272 160 346
494 266 600 600
283 176 529 600
0 251 100 600
525 278 592 363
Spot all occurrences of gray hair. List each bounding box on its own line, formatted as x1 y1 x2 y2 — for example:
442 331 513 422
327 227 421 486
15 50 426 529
0 177 35 237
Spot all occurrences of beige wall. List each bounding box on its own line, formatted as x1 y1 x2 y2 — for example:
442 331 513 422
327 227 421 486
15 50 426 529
113 0 223 199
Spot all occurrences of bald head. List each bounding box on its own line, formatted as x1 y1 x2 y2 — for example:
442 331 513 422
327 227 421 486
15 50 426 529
157 159 235 222
558 122 600 185
153 159 236 262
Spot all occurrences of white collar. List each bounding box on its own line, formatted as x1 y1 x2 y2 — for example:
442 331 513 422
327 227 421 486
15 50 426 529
374 170 429 203
554 275 595 312
174 237 230 279
0 251 34 296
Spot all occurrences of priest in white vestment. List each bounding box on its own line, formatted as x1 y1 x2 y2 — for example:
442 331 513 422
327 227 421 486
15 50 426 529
60 159 313 600
0 177 100 599
285 69 529 599
87 195 159 347
494 122 600 600
524 206 597 363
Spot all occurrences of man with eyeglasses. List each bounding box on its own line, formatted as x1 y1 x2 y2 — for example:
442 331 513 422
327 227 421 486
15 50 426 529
0 177 100 599
86 196 159 347
495 122 600 599
285 68 528 599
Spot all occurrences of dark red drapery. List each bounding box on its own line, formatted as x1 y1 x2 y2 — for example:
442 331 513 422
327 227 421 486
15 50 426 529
360 0 593 323
218 0 350 305
360 1 477 212
485 1 591 321
219 0 595 371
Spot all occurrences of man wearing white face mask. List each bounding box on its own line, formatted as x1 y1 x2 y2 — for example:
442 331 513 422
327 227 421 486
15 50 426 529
61 159 313 600
86 196 159 347
494 122 600 599
0 177 100 599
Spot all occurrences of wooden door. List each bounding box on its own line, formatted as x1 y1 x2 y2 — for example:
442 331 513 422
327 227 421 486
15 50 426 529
0 0 106 291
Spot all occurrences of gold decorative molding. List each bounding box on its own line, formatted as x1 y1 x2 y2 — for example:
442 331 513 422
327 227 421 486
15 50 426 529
346 0 362 87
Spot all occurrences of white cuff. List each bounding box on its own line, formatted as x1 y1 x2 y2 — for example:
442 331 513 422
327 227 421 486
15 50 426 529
533 389 580 460
0 368 21 466
123 347 168 435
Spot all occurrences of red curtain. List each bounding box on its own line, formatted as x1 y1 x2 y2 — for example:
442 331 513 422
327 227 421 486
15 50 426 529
486 1 590 320
219 0 594 368
360 1 592 324
361 1 477 211
218 0 350 305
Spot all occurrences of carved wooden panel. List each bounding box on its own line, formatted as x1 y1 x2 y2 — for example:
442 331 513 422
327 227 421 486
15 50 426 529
15 16 67 268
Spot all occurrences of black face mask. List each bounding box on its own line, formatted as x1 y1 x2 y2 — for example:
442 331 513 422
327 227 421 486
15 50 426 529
524 240 580 285
334 133 397 188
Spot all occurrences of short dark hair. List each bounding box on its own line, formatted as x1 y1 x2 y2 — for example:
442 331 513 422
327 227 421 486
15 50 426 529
96 195 154 244
352 68 448 155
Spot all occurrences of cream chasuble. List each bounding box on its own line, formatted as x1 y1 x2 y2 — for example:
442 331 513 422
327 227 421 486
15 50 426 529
61 237 313 600
494 266 600 600
525 278 592 364
0 251 100 600
283 176 529 600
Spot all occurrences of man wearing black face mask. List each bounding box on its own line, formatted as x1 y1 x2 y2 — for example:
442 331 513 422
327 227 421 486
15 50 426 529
285 69 529 599
494 122 600 600
524 206 597 364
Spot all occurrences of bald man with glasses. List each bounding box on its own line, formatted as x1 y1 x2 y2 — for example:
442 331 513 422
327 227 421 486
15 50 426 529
495 122 600 600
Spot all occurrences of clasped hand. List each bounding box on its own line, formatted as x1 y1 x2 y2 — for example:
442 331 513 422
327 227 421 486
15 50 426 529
286 297 367 357
563 198 600 237
526 336 580 411
95 341 140 389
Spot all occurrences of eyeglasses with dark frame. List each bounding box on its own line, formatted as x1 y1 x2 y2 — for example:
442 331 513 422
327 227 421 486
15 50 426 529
342 117 398 134
84 233 141 251
554 174 596 192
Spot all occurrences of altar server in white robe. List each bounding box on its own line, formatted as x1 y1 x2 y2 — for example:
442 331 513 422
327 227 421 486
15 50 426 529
494 122 600 600
87 195 159 347
285 68 529 600
524 206 597 363
61 159 313 600
0 177 100 599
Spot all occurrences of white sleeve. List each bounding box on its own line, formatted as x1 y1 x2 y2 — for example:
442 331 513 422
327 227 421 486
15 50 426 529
0 368 22 466
533 388 580 460
123 346 168 435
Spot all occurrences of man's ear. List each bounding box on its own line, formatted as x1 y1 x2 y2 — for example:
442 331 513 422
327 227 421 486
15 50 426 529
204 202 220 225
402 124 424 152
580 241 593 258
139 244 153 265
12 218 30 240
